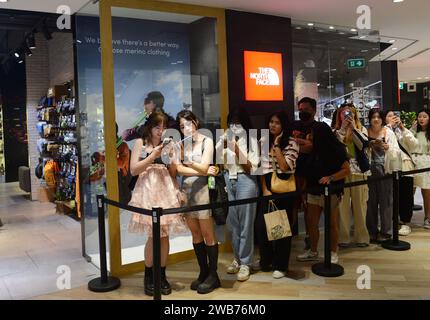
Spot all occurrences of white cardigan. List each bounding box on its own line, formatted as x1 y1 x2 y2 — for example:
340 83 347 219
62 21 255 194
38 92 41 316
366 127 402 174
391 126 418 171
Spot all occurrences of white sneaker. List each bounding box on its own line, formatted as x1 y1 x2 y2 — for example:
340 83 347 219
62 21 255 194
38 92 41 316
399 224 412 236
227 259 240 274
237 265 250 282
272 270 286 279
424 218 430 230
297 250 319 262
331 252 339 264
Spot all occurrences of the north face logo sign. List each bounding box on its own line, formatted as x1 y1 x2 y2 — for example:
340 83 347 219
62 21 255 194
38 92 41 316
244 51 283 101
250 67 280 86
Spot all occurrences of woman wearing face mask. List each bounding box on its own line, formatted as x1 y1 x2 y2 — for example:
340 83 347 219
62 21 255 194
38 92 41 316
256 111 299 279
385 110 418 236
173 110 218 294
366 109 401 243
128 112 187 297
212 109 259 282
297 122 350 264
334 104 370 248
410 109 430 229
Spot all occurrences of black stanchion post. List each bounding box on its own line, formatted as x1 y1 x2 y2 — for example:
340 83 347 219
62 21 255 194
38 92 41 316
88 195 121 292
312 186 344 277
382 171 411 251
152 207 162 301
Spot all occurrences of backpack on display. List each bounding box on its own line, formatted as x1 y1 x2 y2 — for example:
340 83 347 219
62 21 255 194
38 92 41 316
44 160 59 187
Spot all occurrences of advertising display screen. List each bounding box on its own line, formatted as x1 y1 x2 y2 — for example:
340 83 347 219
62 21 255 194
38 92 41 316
244 50 283 101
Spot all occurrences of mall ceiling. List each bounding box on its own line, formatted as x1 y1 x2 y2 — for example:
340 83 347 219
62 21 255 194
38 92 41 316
0 0 428 83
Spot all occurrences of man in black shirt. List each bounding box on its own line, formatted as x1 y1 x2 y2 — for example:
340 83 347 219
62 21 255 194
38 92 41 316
292 97 317 248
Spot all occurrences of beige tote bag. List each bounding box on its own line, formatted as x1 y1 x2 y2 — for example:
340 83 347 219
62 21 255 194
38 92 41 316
264 201 292 241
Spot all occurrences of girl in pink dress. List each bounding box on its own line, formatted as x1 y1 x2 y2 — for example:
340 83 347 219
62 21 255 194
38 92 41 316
128 112 187 296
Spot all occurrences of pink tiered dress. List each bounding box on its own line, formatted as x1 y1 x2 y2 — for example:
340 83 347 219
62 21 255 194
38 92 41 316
128 146 188 237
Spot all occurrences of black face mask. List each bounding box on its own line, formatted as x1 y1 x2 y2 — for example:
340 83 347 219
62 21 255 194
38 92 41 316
299 111 312 122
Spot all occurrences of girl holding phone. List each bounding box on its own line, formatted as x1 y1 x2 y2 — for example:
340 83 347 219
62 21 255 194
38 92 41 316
128 112 187 297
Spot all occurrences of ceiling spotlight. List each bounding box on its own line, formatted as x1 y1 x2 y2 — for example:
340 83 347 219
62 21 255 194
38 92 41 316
359 36 366 39
393 0 404 3
27 33 36 49
339 32 345 35
0 0 9 3
295 27 302 30
329 26 335 30
307 23 314 26
18 60 24 64
351 28 357 32
392 47 398 50
23 44 33 57
389 39 396 43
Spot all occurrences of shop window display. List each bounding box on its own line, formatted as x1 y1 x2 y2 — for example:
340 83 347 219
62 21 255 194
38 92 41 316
75 2 224 270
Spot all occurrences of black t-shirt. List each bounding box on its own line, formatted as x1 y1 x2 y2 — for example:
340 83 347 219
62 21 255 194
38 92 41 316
292 120 317 176
305 155 346 196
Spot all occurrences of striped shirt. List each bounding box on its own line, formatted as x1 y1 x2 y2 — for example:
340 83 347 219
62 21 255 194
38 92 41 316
260 138 299 175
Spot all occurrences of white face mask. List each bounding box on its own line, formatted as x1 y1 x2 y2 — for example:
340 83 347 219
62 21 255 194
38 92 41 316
229 124 244 135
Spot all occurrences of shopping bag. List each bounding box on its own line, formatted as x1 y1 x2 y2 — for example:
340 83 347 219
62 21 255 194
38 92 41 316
264 201 292 241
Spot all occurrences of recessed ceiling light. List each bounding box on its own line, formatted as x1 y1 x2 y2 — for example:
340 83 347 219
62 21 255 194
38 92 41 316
359 36 366 39
307 23 314 26
418 77 422 80
361 49 369 53
351 28 357 32
0 0 9 3
426 77 430 79
393 0 404 3
339 32 345 35
329 26 335 30
295 26 302 30
389 39 396 43
392 47 398 50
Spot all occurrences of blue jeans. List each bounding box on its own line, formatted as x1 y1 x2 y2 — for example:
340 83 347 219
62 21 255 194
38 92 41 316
224 172 259 266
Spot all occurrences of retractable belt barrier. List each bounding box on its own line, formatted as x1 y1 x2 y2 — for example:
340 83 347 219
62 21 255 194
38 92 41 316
88 167 430 299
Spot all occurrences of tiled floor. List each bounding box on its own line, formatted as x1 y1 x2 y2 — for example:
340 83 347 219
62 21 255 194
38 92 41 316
0 183 98 300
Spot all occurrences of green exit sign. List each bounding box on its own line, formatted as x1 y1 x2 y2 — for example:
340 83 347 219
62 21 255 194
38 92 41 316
347 58 366 69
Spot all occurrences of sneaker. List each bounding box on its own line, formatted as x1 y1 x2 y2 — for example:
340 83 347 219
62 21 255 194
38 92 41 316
227 259 240 274
331 252 339 264
399 224 412 236
377 234 392 243
424 218 430 229
237 265 250 282
355 243 370 248
272 270 286 279
297 250 319 262
338 243 351 248
249 260 261 272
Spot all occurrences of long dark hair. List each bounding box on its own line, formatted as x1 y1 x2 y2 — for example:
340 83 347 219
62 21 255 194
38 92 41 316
142 112 167 144
311 122 348 168
267 111 291 149
176 109 200 129
417 109 430 141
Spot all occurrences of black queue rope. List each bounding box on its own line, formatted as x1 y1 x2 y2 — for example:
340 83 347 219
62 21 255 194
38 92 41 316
88 167 430 299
